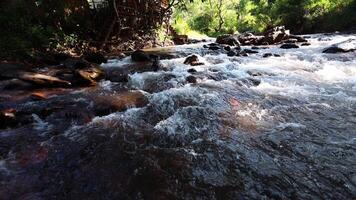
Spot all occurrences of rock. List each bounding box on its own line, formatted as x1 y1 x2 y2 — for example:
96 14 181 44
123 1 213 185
184 55 204 66
74 65 105 86
251 46 260 50
0 62 33 80
18 72 72 87
283 39 298 44
227 51 237 57
186 76 197 84
323 39 356 53
263 53 273 58
216 34 241 46
209 46 221 51
173 35 188 45
274 54 281 57
263 26 290 44
51 52 71 63
84 52 108 64
187 68 197 73
92 91 149 116
243 49 259 54
289 35 308 43
238 32 264 46
131 50 152 62
0 79 34 90
63 58 92 70
280 43 299 49
301 43 311 46
322 47 349 54
151 56 163 72
224 46 232 51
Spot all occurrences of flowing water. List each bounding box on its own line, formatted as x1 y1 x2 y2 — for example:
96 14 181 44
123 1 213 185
1 34 356 199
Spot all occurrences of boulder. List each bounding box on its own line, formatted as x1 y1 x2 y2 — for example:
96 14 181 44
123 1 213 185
74 65 105 86
173 35 188 45
186 76 197 84
91 91 149 116
84 52 108 64
187 68 197 73
263 53 273 58
238 32 264 46
131 50 152 62
280 44 299 49
184 55 204 66
301 43 311 46
243 49 259 54
289 35 308 43
216 34 241 47
323 39 356 54
227 51 237 57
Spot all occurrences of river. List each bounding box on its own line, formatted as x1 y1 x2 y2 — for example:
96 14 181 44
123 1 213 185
0 33 355 199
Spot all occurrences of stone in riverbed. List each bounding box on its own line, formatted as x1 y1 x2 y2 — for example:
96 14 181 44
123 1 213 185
91 91 149 116
301 43 311 46
227 51 237 57
216 34 241 47
184 55 204 66
186 75 197 84
322 39 356 53
131 50 152 62
83 52 108 64
280 43 299 49
187 68 197 73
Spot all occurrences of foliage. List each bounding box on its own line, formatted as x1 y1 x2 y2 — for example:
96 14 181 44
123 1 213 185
172 0 356 36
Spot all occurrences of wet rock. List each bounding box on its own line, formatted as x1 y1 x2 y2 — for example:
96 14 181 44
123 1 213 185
323 39 356 53
289 35 308 43
238 32 264 46
243 49 259 54
19 72 72 87
186 76 197 84
83 52 108 64
263 53 273 58
173 35 188 45
280 43 299 49
74 65 105 86
216 34 241 46
283 39 298 43
92 91 149 116
184 55 204 66
51 52 71 63
227 51 237 57
263 26 290 44
209 46 221 51
131 50 152 62
301 42 311 46
274 54 281 57
251 46 260 50
187 68 197 73
224 46 232 51
0 62 32 80
151 56 163 72
323 47 349 54
0 79 34 90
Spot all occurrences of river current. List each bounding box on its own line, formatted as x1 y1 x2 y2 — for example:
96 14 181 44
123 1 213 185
1 33 355 199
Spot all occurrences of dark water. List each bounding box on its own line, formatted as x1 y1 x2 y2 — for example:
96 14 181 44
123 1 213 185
0 34 355 199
